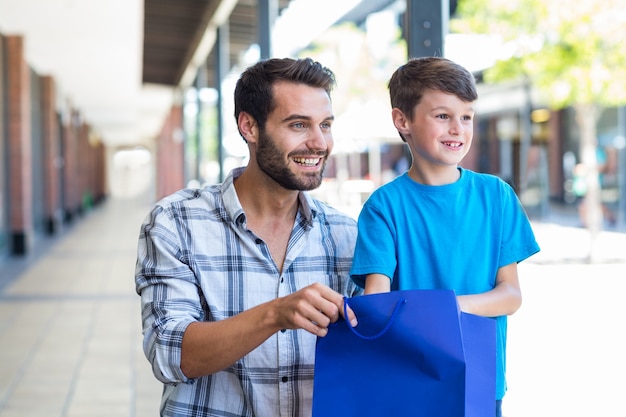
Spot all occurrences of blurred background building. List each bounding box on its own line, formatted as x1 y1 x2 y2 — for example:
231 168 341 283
1 0 625 263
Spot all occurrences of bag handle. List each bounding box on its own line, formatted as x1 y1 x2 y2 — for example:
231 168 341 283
343 296 407 340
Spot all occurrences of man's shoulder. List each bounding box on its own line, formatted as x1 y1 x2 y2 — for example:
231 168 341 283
152 186 222 216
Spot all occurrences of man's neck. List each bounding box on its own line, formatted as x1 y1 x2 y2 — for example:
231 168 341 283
234 167 300 221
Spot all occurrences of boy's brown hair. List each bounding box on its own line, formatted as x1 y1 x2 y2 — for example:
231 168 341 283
388 57 477 122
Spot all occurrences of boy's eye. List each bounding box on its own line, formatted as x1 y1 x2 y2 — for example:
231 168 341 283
436 114 449 120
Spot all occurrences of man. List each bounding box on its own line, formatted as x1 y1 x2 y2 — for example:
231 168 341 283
135 57 361 417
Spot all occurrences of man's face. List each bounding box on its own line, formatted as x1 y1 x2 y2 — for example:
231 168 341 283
256 82 334 191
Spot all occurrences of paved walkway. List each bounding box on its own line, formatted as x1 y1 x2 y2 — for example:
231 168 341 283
0 198 161 417
506 222 626 417
0 196 625 416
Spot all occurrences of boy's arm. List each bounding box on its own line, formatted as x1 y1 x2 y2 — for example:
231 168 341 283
456 262 522 317
364 273 391 294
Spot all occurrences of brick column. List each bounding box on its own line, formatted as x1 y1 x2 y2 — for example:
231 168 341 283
94 140 107 204
63 110 80 222
156 105 184 200
6 35 33 255
41 75 62 234
77 122 91 212
0 35 6 254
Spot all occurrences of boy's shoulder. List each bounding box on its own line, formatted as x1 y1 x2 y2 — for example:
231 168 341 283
463 169 513 190
367 173 408 197
307 194 357 226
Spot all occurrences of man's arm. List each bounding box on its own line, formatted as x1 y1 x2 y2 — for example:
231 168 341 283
180 282 357 378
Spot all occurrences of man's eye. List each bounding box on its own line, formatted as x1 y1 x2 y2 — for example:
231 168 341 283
321 122 332 130
292 122 305 128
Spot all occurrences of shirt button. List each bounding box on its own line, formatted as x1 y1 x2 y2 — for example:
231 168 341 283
280 329 287 333
255 238 262 244
281 376 288 383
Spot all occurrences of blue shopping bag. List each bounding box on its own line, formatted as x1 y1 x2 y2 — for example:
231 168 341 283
312 289 495 417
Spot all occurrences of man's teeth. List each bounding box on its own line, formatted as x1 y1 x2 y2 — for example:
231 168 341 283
293 157 320 166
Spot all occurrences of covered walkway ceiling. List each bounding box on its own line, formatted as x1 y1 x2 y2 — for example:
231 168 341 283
0 0 394 147
142 0 291 88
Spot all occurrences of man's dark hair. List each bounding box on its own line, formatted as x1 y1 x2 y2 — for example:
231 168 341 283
234 58 336 137
388 57 478 121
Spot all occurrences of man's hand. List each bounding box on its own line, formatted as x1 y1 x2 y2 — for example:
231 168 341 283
273 282 358 337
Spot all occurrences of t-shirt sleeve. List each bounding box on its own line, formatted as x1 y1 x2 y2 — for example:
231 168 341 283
350 198 397 288
499 185 541 267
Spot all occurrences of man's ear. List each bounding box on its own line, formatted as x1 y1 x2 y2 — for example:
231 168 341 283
238 112 259 143
391 108 411 142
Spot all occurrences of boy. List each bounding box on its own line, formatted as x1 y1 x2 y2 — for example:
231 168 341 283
350 57 540 416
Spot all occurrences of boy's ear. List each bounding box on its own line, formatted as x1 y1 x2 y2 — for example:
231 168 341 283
391 108 410 136
238 111 259 144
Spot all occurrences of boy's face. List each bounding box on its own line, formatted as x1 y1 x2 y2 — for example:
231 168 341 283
254 81 334 191
393 89 474 175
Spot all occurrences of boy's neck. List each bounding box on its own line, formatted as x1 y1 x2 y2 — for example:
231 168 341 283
408 165 461 186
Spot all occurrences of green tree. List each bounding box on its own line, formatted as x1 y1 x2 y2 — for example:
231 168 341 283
452 0 626 261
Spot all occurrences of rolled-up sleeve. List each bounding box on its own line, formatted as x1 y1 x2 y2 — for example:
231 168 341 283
135 205 201 384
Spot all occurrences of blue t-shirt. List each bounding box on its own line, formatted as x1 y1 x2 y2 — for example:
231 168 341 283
350 168 540 400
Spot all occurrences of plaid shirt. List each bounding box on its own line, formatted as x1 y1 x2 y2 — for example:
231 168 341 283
135 167 361 417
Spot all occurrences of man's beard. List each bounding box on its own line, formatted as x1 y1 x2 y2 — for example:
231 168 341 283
256 129 327 191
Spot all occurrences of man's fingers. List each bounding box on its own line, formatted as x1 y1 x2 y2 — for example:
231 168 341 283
311 284 359 328
342 303 358 328
281 283 358 336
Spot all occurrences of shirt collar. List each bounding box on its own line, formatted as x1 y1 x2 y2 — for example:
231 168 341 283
221 166 317 228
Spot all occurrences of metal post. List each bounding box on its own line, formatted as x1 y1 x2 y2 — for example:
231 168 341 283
258 0 277 59
405 0 448 58
519 78 532 194
618 105 626 227
195 66 205 183
216 23 229 183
